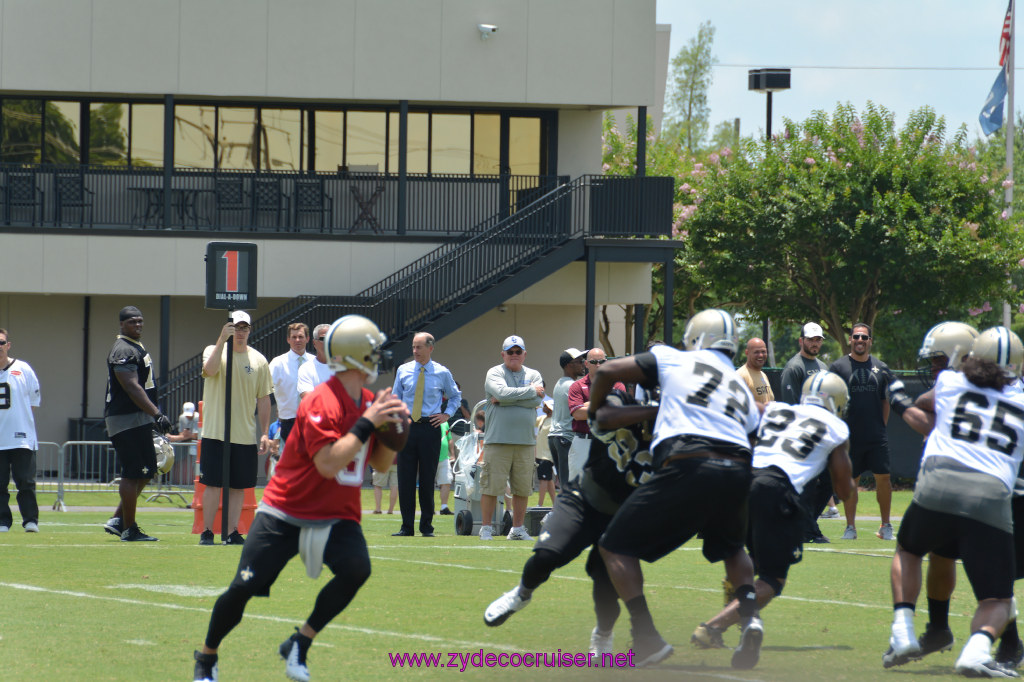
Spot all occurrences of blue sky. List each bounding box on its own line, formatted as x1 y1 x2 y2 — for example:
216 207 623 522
655 0 1015 142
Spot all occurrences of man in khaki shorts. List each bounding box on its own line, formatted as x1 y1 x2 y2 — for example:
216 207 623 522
371 456 398 515
479 335 544 541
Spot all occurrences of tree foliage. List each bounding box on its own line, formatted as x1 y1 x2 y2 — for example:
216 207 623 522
678 103 1021 359
665 20 717 154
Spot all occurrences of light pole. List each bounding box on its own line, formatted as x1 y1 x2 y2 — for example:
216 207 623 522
748 68 791 366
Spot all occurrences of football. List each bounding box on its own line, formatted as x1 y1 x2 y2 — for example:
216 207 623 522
375 413 411 451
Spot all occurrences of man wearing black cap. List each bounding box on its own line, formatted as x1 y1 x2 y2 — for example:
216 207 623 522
549 347 585 488
103 306 172 542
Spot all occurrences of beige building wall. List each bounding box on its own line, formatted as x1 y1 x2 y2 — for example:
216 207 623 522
1 0 658 109
1 259 649 444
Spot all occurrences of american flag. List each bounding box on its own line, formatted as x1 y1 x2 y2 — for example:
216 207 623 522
1000 0 1014 67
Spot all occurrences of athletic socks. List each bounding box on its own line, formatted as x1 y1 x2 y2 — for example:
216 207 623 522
735 584 757 619
927 597 950 631
891 604 917 651
625 595 657 636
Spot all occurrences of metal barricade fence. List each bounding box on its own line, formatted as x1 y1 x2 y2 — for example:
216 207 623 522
4 440 199 511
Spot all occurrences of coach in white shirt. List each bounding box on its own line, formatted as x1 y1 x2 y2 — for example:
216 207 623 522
269 322 315 442
0 327 41 533
297 323 334 400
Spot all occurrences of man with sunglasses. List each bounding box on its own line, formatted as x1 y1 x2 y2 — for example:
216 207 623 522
567 349 626 484
297 324 333 401
197 310 273 546
828 323 894 541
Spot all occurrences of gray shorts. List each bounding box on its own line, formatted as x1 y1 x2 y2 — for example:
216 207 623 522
913 455 1012 533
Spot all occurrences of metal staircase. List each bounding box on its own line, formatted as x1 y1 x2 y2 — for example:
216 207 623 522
159 174 672 411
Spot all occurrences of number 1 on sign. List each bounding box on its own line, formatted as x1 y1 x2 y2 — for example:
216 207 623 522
222 250 239 292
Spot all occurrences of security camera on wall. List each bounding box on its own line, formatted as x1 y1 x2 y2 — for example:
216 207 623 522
478 23 498 39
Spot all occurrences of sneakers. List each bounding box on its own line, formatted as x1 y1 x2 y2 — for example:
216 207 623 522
507 525 532 541
955 657 1020 678
484 588 531 626
732 616 764 669
821 506 840 519
121 525 157 542
876 523 895 540
919 624 955 657
691 622 727 649
0 525 8 532
631 630 673 667
24 522 39 532
193 650 218 682
841 525 857 540
224 530 245 546
103 516 123 536
589 627 614 657
996 640 1024 669
199 529 215 546
479 525 493 541
883 635 923 669
279 628 312 682
439 507 454 515
810 533 831 544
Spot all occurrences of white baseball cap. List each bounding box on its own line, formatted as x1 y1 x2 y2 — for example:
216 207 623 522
802 322 824 339
502 335 526 351
182 402 196 417
230 310 251 325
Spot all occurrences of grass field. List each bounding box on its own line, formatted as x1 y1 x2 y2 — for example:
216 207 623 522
0 488 989 680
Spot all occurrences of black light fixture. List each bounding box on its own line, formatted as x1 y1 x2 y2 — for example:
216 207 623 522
747 68 791 139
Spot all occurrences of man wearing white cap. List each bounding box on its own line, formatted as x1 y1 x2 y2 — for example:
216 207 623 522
479 335 544 541
169 402 198 443
549 348 585 488
198 310 273 546
780 322 835 542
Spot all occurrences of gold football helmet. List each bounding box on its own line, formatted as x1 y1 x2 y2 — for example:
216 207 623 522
682 309 739 356
324 315 393 382
970 326 1024 379
800 371 849 418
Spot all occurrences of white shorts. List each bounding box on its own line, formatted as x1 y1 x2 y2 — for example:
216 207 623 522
567 435 592 484
435 458 453 486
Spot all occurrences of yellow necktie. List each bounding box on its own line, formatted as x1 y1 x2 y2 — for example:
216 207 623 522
411 366 425 421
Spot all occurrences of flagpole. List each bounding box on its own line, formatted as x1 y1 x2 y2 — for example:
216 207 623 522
1006 0 1016 327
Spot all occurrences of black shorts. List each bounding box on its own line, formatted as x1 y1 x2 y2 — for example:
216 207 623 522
199 439 258 489
898 501 1015 600
848 442 889 477
600 456 751 564
110 423 157 480
747 467 804 583
536 459 554 481
534 487 614 560
229 514 369 598
1014 495 1024 580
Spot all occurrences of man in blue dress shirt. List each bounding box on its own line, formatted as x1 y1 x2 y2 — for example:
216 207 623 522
391 332 461 537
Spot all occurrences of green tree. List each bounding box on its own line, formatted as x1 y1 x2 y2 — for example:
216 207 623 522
665 20 717 154
678 103 1021 361
89 103 128 165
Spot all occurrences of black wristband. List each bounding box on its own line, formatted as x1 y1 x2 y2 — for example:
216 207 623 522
350 417 375 443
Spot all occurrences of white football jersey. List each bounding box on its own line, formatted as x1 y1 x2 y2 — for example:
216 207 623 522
753 402 849 494
923 370 1024 492
0 359 41 450
649 345 760 452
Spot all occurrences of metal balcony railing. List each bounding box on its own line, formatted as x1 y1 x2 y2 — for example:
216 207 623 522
0 163 566 235
157 174 673 414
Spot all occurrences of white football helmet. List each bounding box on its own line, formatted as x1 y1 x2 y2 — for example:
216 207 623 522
970 326 1024 379
918 321 978 375
800 371 849 418
153 433 175 475
324 315 393 382
682 309 739 356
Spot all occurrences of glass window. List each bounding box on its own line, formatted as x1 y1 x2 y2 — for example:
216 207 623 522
314 110 343 172
45 101 80 164
218 107 257 170
260 108 302 171
473 113 500 175
431 113 470 174
346 110 385 172
174 104 216 169
2 99 42 163
89 102 128 166
131 104 163 167
388 112 428 174
509 117 541 176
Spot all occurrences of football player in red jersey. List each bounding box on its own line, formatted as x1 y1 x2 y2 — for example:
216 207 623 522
193 315 407 682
